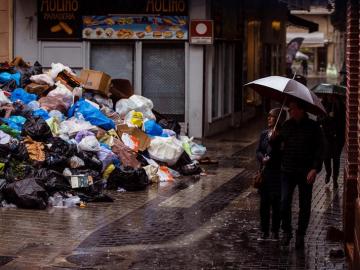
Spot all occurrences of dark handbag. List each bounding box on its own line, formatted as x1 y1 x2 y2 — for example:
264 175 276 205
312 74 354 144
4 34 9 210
253 169 264 189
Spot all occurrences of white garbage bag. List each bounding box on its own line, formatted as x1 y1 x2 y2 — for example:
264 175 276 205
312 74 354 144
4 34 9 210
48 62 76 80
78 136 101 152
30 74 55 86
0 91 11 106
47 81 74 108
148 136 184 166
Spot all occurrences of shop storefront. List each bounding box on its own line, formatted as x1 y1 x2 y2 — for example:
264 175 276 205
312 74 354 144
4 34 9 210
13 0 287 138
13 0 202 135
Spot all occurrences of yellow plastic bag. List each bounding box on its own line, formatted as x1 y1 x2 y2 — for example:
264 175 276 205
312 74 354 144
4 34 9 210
125 110 143 128
103 164 115 180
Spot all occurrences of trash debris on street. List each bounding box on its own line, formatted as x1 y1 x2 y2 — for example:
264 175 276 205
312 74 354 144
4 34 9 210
0 57 207 209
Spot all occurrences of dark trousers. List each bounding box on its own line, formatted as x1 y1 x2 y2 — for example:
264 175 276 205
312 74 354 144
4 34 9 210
260 188 281 234
281 172 313 236
324 142 343 182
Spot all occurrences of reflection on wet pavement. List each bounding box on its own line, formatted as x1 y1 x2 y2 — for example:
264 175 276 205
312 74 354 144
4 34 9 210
0 116 347 269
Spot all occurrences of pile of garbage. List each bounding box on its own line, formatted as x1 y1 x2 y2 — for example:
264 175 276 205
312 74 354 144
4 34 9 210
0 57 207 209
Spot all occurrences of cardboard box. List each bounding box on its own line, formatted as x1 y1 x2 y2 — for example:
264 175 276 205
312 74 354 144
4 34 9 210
80 69 111 95
117 124 151 152
109 79 134 102
69 175 93 189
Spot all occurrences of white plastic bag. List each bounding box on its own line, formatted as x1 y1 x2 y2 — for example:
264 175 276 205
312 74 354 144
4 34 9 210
48 62 75 80
143 165 159 183
59 117 98 137
94 94 113 109
47 81 74 108
0 91 11 106
115 99 134 118
78 136 101 152
129 95 153 110
148 136 184 166
30 74 55 86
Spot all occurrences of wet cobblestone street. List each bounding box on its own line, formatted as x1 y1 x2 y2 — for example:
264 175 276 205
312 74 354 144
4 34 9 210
0 116 347 269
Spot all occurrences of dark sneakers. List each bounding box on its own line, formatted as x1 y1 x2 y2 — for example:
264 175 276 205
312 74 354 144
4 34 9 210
280 233 292 246
295 234 305 249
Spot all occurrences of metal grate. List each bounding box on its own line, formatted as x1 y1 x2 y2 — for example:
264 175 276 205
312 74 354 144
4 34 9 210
90 43 134 84
142 44 185 119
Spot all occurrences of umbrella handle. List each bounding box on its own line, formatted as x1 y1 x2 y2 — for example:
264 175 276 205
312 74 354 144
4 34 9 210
273 98 287 131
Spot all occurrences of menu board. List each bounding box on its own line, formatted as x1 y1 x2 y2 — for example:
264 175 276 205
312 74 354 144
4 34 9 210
82 15 188 40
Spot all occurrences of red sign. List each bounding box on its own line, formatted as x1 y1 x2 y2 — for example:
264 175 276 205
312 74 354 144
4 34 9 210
190 20 213 44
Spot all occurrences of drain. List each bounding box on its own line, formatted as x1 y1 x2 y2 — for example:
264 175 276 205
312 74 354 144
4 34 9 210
66 253 124 267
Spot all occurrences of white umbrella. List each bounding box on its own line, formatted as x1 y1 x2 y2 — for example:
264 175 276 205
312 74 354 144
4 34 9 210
295 51 309 60
245 76 326 116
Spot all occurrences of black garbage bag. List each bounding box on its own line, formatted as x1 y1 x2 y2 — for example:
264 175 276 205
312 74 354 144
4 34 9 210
152 110 181 135
136 151 149 167
47 137 77 157
12 101 33 119
4 177 48 209
77 151 103 172
0 79 17 92
45 153 68 169
9 141 29 161
0 144 11 162
45 137 77 169
107 166 149 191
34 169 71 194
17 61 43 88
77 192 114 203
5 160 35 182
0 178 6 202
179 163 202 176
174 151 192 167
22 116 52 142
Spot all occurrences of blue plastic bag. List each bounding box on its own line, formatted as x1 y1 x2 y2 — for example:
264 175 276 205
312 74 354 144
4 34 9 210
143 119 163 136
33 109 50 120
2 115 27 131
68 99 115 130
10 88 37 104
0 72 21 86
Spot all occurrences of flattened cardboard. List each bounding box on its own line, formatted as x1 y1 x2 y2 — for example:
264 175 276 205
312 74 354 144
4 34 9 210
117 124 151 151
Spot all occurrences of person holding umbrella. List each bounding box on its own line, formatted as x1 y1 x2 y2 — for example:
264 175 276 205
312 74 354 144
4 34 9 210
246 76 325 249
256 108 287 241
276 100 323 249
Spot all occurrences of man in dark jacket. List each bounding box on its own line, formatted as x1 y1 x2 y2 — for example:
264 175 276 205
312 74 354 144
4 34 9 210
276 100 323 249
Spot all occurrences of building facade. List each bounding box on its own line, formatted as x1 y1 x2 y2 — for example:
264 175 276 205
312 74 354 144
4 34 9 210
3 0 288 138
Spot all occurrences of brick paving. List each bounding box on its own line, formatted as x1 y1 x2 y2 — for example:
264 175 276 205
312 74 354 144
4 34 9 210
0 116 347 269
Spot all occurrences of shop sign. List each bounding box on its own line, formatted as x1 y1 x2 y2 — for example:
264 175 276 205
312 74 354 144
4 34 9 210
38 0 82 40
189 20 213 45
82 15 188 40
82 0 188 16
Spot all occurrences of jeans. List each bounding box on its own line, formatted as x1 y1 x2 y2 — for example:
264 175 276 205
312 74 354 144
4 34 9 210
281 172 313 236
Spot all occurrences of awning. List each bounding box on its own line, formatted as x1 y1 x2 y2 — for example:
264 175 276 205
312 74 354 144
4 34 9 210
286 32 325 47
288 13 319 33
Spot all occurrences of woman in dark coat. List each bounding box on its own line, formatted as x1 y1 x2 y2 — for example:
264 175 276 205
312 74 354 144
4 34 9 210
256 108 287 241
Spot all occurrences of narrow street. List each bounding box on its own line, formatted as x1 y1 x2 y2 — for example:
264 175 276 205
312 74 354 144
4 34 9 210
0 111 346 269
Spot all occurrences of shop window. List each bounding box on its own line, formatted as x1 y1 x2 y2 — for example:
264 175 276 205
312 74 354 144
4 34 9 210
142 43 185 121
90 43 134 84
